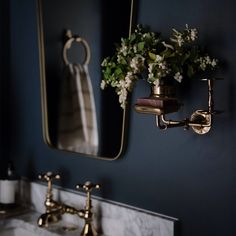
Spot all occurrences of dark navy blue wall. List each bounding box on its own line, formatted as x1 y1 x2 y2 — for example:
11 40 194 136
0 0 10 174
3 0 236 236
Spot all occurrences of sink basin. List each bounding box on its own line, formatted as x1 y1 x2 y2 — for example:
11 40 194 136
0 227 39 236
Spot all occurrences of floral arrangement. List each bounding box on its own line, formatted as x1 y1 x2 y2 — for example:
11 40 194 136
100 25 218 109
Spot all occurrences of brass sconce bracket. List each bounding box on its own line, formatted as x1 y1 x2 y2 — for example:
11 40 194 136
135 78 223 135
156 110 212 135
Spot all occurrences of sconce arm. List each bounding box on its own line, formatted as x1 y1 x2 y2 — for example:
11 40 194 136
160 114 188 128
145 78 222 135
156 112 212 132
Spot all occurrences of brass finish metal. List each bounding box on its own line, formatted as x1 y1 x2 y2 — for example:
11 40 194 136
37 0 136 160
37 173 100 236
190 110 211 134
38 172 61 226
136 78 222 134
134 82 181 115
76 182 100 236
151 83 176 98
63 30 91 66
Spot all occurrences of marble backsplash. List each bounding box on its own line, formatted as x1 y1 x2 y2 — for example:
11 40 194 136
19 181 178 236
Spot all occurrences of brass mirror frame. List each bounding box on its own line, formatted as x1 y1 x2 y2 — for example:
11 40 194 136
37 0 136 160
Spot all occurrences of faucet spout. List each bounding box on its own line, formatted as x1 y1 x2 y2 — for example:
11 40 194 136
37 209 61 227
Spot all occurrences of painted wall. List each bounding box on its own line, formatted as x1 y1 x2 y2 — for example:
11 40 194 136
2 0 236 235
0 0 10 174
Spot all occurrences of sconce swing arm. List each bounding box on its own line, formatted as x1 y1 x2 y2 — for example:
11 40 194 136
154 78 223 134
135 78 222 135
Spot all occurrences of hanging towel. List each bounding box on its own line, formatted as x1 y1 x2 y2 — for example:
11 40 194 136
57 63 99 155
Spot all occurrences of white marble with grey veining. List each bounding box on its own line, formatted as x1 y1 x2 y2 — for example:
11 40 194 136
0 210 85 236
18 181 177 236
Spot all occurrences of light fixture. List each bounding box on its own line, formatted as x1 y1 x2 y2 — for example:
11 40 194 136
135 78 223 135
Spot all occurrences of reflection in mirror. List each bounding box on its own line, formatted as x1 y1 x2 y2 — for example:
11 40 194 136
38 0 135 159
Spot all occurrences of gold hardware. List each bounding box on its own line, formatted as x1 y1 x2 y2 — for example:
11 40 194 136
151 82 176 98
135 80 181 115
37 173 100 236
37 0 135 160
37 172 61 226
62 30 91 66
135 78 223 135
76 182 100 236
190 110 211 134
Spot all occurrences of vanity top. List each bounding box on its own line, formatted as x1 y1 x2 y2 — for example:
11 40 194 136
0 181 178 236
0 210 87 236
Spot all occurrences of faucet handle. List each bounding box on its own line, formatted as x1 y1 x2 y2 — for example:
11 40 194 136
76 181 100 193
38 172 60 194
38 172 61 182
76 181 100 210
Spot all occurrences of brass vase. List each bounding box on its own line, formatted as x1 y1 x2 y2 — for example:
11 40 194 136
135 79 181 115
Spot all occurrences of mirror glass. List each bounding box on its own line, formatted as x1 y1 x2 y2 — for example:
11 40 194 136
38 0 134 159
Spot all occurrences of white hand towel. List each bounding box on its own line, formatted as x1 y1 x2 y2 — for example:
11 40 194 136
57 63 99 155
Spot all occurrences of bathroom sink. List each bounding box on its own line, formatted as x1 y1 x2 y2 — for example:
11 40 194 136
0 227 39 236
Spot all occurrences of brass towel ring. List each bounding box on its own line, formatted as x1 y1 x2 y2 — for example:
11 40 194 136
63 36 91 65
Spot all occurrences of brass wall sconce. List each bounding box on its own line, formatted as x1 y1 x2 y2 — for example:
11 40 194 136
135 78 222 135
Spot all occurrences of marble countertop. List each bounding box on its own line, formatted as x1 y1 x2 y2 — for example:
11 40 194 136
0 209 89 236
0 181 177 236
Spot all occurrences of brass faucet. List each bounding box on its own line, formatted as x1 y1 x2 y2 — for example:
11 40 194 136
76 182 100 236
37 172 100 236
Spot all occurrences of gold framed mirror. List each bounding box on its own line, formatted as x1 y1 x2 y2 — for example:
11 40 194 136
37 0 135 160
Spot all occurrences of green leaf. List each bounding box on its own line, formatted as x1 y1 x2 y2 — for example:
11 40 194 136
106 67 111 74
130 33 136 41
162 49 174 58
114 67 123 76
138 42 145 51
119 57 127 65
148 52 156 60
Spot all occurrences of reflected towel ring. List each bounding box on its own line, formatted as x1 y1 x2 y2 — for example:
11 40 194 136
63 36 91 65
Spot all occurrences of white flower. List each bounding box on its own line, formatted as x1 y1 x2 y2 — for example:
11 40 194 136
148 62 155 73
101 58 109 66
117 54 123 63
147 61 170 82
133 44 138 53
155 55 163 62
211 59 217 67
148 72 154 81
118 80 126 88
120 40 128 56
124 72 134 89
148 63 157 81
162 41 174 50
174 72 183 83
159 62 166 70
130 55 145 73
117 87 128 109
190 28 198 41
100 80 106 89
177 35 184 47
171 29 184 47
196 56 218 71
205 56 211 64
143 33 149 38
185 24 198 42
